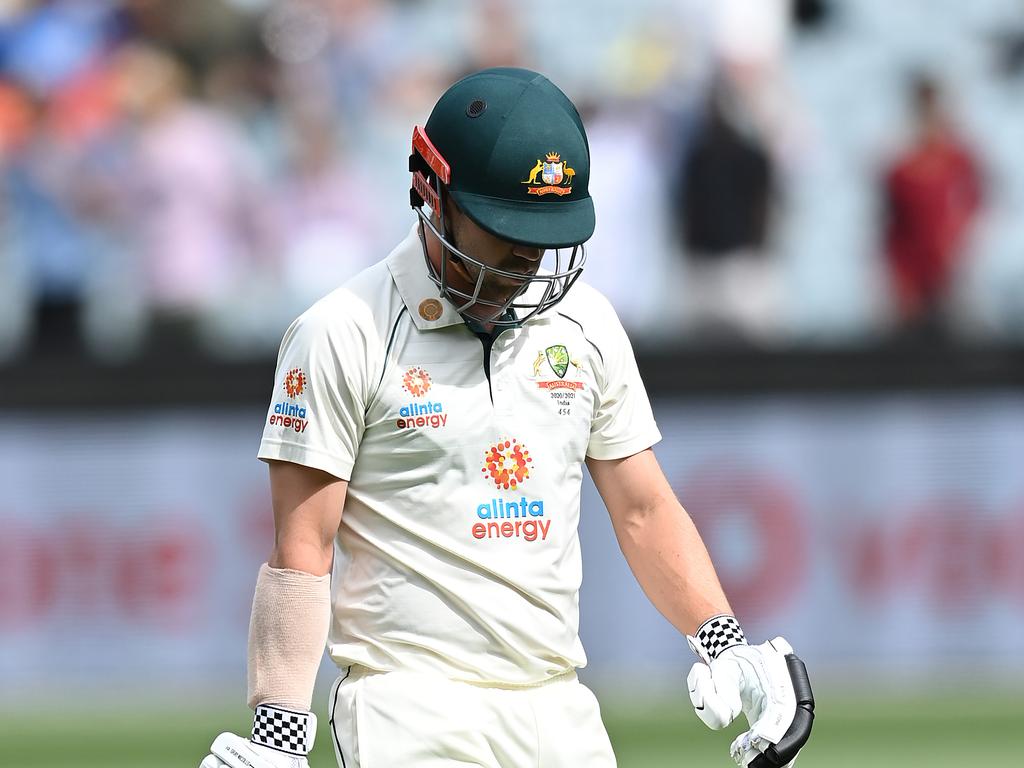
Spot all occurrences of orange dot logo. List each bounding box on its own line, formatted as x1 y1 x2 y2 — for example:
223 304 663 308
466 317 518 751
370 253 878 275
402 367 432 397
481 438 533 490
284 368 307 399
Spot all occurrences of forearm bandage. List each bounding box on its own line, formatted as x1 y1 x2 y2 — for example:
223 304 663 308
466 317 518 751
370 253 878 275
246 563 331 711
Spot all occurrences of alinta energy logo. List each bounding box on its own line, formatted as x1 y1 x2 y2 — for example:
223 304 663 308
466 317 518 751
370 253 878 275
482 438 532 490
269 367 311 434
472 438 550 542
284 367 307 398
402 366 431 397
396 366 446 430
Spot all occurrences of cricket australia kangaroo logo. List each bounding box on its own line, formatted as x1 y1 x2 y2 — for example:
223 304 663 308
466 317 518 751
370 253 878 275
531 344 585 418
531 345 585 389
522 152 575 196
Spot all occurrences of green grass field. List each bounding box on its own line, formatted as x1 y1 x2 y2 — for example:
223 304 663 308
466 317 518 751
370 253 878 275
3 690 1019 767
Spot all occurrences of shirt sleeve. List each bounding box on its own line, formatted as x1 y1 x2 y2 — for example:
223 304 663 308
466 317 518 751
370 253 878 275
257 299 372 480
586 295 662 461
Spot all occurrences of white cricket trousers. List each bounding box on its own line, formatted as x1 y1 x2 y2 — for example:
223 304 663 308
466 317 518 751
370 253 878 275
328 666 617 767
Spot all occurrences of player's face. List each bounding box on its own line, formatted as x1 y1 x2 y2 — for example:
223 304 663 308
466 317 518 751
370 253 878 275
437 200 545 310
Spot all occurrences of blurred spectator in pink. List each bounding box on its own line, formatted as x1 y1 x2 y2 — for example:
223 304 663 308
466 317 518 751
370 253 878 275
882 75 984 331
110 42 262 344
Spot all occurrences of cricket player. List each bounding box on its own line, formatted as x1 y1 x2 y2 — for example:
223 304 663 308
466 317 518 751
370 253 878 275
202 67 814 768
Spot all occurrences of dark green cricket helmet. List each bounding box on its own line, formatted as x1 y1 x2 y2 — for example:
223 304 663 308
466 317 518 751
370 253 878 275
410 67 593 324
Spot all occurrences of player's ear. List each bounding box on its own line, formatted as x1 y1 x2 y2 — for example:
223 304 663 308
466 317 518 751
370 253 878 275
440 189 463 238
440 188 454 221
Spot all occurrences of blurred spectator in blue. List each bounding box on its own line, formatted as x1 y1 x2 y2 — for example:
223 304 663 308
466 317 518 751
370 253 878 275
0 78 36 359
881 74 984 334
583 94 677 336
316 0 409 143
0 0 117 96
2 84 106 354
0 0 124 355
264 105 381 314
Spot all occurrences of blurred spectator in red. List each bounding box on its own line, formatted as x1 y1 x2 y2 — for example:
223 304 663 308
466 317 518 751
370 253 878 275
882 75 983 330
0 80 34 156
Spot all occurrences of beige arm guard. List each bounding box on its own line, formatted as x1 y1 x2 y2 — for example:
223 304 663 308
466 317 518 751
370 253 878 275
246 563 331 711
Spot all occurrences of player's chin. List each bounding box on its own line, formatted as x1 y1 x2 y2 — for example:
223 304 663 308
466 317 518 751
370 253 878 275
485 273 532 296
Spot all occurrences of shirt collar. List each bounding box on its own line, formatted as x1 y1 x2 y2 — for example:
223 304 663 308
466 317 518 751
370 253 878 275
386 223 465 330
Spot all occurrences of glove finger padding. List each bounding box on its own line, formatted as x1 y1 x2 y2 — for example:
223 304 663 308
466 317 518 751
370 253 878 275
737 637 798 745
687 657 743 730
735 651 815 768
751 654 815 767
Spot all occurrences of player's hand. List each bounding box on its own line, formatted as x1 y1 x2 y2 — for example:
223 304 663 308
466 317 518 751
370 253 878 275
687 636 815 768
200 732 310 768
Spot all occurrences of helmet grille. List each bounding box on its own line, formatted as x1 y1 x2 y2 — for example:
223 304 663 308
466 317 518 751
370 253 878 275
466 99 487 118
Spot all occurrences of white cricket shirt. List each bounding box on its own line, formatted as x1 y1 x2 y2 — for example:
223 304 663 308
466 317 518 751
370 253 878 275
258 227 661 685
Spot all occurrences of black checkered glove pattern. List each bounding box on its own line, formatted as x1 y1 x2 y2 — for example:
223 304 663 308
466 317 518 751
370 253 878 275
251 704 312 757
694 614 747 660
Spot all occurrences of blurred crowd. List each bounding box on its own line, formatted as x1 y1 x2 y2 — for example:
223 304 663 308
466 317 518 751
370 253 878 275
2 0 1024 362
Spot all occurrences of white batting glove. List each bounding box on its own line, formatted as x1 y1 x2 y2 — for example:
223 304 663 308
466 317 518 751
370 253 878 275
686 616 815 768
201 705 316 768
